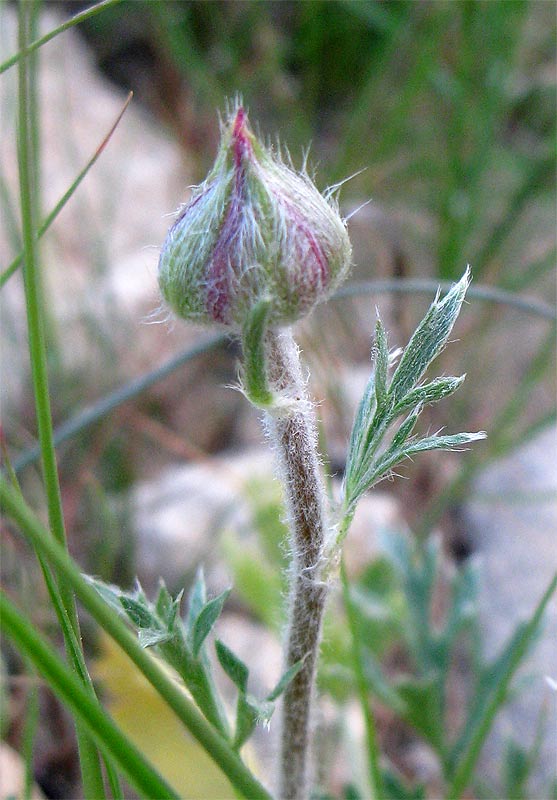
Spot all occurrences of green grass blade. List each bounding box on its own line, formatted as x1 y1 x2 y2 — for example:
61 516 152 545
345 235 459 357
1 440 124 799
22 660 39 800
0 591 179 800
16 3 105 795
1 0 123 75
1 91 133 289
0 479 273 800
446 574 557 799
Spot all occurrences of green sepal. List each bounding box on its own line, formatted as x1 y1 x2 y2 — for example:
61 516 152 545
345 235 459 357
241 298 275 409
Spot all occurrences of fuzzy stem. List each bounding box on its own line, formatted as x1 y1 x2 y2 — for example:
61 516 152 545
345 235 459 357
263 329 328 800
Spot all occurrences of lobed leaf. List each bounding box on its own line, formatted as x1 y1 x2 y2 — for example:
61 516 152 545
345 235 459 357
389 268 470 405
391 375 465 416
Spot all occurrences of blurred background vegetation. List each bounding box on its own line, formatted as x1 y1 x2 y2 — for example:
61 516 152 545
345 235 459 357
70 0 556 530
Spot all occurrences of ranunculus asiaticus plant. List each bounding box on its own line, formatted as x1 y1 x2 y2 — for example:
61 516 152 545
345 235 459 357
156 104 485 800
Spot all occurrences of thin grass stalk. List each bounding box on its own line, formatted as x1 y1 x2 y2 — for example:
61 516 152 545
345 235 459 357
1 92 133 289
16 3 105 794
22 659 39 800
1 0 122 75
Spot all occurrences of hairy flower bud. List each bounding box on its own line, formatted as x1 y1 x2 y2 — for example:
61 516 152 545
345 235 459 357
158 107 352 330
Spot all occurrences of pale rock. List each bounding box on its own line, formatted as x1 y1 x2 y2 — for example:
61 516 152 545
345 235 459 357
464 424 557 792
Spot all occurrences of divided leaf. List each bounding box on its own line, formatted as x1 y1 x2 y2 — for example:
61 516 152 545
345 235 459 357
119 596 158 630
138 628 173 648
215 637 305 749
389 268 470 405
342 270 485 520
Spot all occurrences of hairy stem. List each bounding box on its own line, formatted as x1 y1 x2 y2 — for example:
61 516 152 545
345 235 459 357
264 329 328 800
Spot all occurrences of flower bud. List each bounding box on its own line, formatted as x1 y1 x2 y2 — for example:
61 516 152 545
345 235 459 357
158 106 352 330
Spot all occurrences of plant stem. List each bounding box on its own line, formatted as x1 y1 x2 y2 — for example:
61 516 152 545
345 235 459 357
263 329 329 800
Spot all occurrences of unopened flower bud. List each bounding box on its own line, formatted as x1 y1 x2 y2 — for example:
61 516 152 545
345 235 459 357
158 106 352 330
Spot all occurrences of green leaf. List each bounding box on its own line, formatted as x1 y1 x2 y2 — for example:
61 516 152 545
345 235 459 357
372 431 487 485
186 568 207 636
391 375 465 416
119 596 157 630
267 658 306 702
138 629 173 649
155 581 173 621
155 582 183 632
395 674 444 753
389 268 470 405
389 404 423 451
86 577 128 616
215 640 249 693
373 316 389 410
233 694 266 750
191 590 231 658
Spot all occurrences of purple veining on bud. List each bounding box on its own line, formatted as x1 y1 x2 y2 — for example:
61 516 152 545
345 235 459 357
158 105 352 330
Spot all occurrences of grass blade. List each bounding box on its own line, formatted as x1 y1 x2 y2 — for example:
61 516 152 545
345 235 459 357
1 91 133 289
0 591 179 800
1 0 123 75
16 3 105 794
